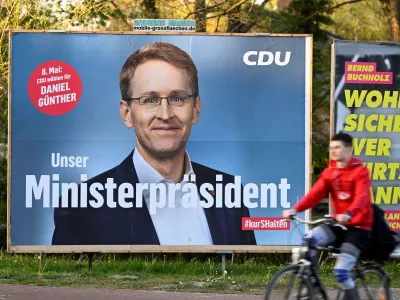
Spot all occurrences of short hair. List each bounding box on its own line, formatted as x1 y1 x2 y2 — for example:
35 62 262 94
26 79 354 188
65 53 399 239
331 131 353 147
119 42 199 100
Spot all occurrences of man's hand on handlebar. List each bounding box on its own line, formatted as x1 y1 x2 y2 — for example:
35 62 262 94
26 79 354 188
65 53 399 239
282 209 349 228
336 213 351 224
283 208 297 219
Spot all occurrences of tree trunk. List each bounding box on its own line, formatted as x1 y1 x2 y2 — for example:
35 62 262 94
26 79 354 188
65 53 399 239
390 0 400 41
380 0 400 41
227 4 242 32
142 0 159 18
195 0 207 32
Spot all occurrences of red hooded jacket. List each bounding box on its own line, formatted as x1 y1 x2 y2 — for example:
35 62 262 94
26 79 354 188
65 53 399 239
294 157 373 231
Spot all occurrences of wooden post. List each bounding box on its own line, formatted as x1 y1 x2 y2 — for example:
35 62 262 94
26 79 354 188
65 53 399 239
88 253 94 272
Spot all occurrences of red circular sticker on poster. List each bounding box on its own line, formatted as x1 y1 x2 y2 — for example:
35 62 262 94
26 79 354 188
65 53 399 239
27 60 82 116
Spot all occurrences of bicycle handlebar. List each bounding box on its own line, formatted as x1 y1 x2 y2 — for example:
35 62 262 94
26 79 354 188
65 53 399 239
289 215 337 226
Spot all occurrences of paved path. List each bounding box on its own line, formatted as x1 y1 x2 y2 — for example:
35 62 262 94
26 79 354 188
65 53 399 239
0 284 399 299
0 284 261 300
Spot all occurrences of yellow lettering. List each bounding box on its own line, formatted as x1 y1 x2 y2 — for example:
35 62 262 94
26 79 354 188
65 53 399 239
375 186 392 204
365 115 378 131
394 115 400 132
362 65 373 72
388 163 399 180
347 65 374 72
377 139 392 156
395 187 400 205
370 187 375 203
367 162 400 181
344 90 400 108
382 91 399 108
367 138 378 154
365 162 373 176
353 138 367 155
374 187 400 205
353 139 391 156
345 90 368 107
377 115 393 132
344 114 400 132
391 222 400 229
344 114 357 132
366 90 382 108
373 163 387 180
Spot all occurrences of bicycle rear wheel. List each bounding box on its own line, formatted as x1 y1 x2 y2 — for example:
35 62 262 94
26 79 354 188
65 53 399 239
264 264 315 300
354 265 391 300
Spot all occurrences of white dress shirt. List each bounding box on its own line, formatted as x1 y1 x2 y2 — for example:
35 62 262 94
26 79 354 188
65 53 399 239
133 148 213 245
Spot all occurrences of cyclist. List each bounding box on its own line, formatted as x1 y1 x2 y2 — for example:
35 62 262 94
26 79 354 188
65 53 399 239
283 132 374 300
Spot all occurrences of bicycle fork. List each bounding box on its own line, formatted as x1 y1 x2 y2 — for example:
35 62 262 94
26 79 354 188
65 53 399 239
305 254 328 300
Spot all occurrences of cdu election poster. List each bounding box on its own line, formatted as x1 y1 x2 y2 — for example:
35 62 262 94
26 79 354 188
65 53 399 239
8 31 312 253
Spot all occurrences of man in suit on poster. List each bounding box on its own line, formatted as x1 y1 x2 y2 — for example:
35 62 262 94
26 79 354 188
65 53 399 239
52 41 256 246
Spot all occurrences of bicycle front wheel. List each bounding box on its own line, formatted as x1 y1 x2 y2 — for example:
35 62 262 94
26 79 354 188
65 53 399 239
355 265 391 300
264 264 315 300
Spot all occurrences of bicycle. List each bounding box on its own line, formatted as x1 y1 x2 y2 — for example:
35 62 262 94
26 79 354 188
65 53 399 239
264 215 391 300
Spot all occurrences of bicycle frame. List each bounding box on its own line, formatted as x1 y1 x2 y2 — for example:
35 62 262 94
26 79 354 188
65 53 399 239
288 215 390 300
291 236 341 299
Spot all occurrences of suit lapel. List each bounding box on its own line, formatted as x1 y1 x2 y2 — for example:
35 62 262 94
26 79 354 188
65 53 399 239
115 150 160 245
192 163 228 245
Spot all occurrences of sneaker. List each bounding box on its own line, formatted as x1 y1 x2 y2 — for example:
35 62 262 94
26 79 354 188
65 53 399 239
298 282 323 299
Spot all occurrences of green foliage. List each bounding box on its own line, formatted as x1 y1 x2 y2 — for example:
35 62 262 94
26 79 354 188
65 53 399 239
323 0 390 41
0 159 6 248
270 0 335 40
0 251 396 293
0 159 6 204
54 0 125 28
0 0 68 139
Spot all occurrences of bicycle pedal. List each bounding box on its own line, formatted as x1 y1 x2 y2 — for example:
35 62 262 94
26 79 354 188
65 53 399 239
314 293 323 300
312 286 324 299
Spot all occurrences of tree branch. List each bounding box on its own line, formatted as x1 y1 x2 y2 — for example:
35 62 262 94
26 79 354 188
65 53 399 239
303 0 364 24
184 0 225 19
226 0 251 13
184 0 250 19
205 0 251 20
214 15 222 32
331 0 364 10
229 0 268 33
159 0 189 15
281 0 365 33
109 1 131 28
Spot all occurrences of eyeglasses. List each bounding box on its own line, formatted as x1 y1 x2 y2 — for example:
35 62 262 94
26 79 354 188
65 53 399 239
124 94 194 110
328 146 342 151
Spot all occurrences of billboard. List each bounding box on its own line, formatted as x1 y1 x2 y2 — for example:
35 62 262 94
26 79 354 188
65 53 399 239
8 31 312 253
331 40 400 237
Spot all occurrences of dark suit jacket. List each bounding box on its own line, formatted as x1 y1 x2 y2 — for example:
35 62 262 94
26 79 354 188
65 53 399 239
52 150 256 245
